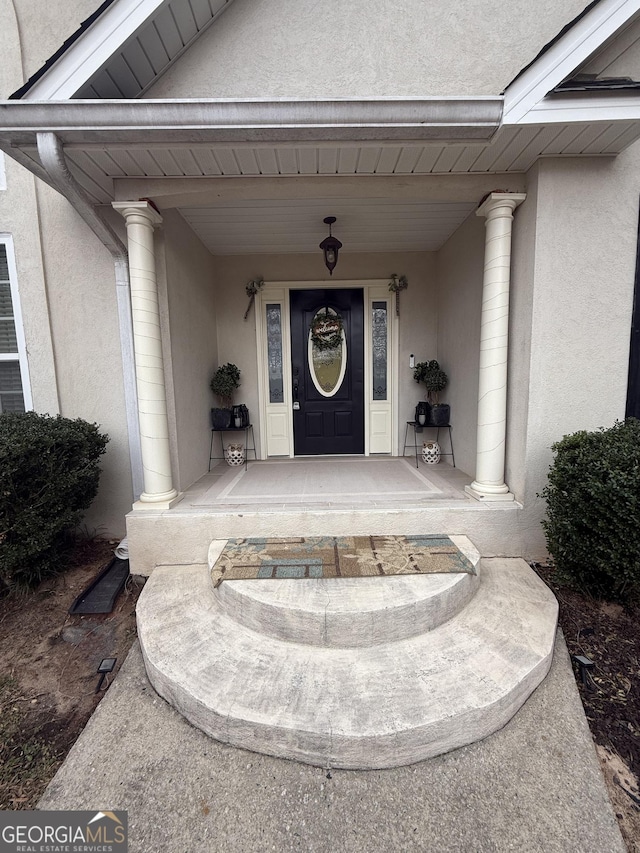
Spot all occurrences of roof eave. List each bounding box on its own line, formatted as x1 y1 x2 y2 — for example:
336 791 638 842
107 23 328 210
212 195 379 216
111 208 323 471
503 0 640 124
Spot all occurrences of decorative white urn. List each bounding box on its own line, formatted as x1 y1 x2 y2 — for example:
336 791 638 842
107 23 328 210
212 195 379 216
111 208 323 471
422 441 441 465
225 443 245 466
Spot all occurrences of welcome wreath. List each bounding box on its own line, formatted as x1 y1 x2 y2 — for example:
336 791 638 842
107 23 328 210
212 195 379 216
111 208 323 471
310 309 344 350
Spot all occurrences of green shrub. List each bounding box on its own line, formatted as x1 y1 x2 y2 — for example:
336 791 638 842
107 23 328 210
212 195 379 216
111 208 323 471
0 412 108 592
540 419 640 602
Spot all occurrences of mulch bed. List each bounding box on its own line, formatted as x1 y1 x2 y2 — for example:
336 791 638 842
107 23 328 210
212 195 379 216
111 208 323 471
532 563 640 851
0 540 142 810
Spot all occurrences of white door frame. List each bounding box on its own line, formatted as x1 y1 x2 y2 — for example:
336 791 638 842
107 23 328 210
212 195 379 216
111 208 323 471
255 279 398 459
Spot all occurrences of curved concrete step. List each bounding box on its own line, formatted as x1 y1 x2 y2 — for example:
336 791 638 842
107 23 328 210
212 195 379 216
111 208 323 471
137 558 558 770
208 535 481 647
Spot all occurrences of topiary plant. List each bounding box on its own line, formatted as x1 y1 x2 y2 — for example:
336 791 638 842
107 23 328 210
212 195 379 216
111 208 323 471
540 418 640 602
210 363 241 408
413 359 448 405
0 412 108 592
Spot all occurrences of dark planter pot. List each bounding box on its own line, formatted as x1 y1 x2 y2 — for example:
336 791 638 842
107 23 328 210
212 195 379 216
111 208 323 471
415 401 431 426
211 407 232 430
429 404 450 426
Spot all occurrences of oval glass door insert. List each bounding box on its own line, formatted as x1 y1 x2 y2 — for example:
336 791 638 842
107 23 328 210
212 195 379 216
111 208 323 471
308 308 347 397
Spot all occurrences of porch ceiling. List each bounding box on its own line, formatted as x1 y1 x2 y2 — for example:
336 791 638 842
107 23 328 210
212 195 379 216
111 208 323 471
178 198 477 254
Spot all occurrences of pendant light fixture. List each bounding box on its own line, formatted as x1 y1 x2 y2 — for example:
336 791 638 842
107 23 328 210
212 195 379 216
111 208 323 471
319 216 342 275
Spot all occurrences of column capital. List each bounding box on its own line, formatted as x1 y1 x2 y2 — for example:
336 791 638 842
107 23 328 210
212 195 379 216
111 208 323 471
113 200 163 228
476 192 526 220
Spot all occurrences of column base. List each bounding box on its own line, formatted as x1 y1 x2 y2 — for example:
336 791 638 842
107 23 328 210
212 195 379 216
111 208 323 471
465 483 515 503
134 491 184 511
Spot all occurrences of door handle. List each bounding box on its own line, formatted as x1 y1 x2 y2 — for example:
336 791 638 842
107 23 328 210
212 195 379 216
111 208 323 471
293 367 300 409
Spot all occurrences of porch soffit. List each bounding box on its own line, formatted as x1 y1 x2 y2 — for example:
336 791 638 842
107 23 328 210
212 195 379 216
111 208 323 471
5 119 634 208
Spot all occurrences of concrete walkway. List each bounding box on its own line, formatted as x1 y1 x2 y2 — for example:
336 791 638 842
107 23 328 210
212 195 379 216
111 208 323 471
39 632 624 853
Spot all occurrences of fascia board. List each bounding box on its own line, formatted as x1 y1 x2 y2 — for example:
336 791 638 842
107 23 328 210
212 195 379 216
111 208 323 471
503 0 640 125
21 0 169 101
518 93 640 123
0 97 504 143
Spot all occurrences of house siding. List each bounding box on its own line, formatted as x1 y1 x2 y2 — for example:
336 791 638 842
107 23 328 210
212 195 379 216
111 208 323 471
435 212 485 479
35 185 133 536
160 209 220 492
512 150 640 556
7 0 101 87
146 0 588 100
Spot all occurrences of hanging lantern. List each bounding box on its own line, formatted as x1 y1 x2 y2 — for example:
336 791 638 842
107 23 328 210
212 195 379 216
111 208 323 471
319 216 342 275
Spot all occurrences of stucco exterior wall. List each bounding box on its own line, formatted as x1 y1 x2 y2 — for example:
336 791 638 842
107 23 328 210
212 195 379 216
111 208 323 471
7 0 100 89
147 0 587 99
160 209 219 491
0 160 60 414
214 251 435 458
435 212 485 479
0 0 59 414
581 14 640 78
35 184 133 537
514 150 640 557
1 2 133 536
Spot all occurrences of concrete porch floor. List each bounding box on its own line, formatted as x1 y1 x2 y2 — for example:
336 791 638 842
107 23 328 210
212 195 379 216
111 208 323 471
188 456 476 513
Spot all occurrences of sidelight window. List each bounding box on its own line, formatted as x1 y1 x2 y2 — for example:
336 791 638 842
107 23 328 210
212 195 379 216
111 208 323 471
372 300 388 401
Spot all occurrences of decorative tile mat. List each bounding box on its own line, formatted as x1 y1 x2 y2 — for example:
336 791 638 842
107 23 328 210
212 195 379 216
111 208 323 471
211 535 476 587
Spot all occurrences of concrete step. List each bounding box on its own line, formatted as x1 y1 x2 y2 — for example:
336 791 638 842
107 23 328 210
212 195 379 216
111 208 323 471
127 502 521 576
207 535 481 646
137 556 558 770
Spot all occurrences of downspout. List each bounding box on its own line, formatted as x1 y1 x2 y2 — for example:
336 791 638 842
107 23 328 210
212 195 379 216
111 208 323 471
36 131 144 500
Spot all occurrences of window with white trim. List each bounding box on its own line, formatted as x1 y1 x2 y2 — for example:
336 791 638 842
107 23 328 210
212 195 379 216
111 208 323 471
0 239 29 413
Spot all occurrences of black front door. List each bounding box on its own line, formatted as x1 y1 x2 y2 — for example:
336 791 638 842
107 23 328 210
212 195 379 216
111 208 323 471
290 288 364 455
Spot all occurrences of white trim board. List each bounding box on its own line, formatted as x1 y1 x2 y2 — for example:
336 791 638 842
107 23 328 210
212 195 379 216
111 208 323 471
503 0 640 125
0 234 33 411
519 93 640 123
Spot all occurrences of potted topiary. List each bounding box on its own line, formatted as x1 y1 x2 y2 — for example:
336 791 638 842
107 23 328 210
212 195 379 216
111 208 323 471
210 363 241 430
414 360 450 426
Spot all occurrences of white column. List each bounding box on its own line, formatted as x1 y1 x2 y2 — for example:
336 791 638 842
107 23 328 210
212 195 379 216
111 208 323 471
113 201 179 508
466 192 526 502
